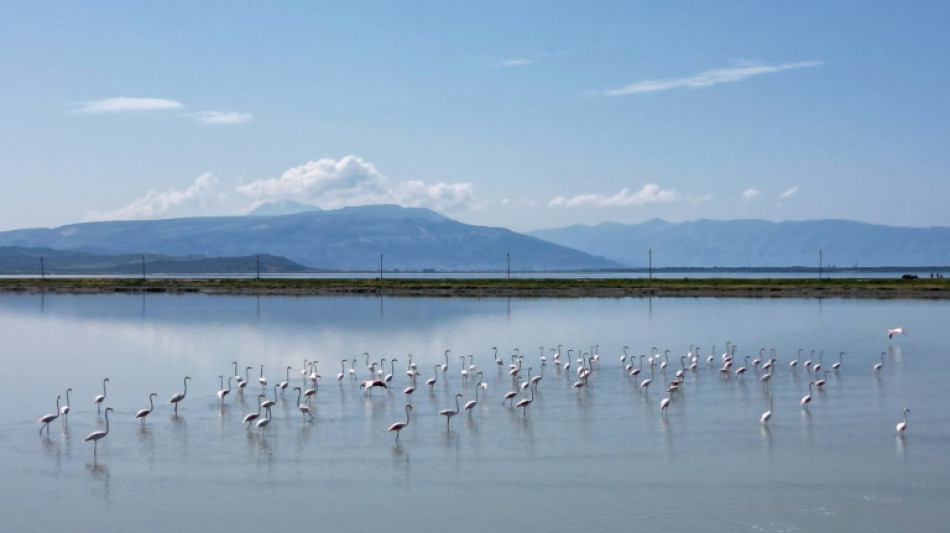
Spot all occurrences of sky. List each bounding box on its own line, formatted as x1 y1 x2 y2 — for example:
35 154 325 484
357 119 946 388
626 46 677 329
1 2 949 233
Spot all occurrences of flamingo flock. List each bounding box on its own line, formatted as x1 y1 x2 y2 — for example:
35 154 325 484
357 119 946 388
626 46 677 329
37 331 914 457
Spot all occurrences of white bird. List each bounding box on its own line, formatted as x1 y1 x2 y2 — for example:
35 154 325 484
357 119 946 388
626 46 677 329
38 395 61 435
258 364 267 391
255 405 272 434
337 359 347 382
873 352 885 374
761 393 773 425
85 406 113 456
888 327 906 339
278 365 292 396
515 385 535 418
439 393 463 431
896 407 910 434
801 381 815 409
832 351 844 370
217 375 232 402
242 394 266 428
169 376 191 414
388 404 412 444
293 386 314 422
660 391 671 417
59 387 72 422
464 381 485 415
135 392 158 426
93 377 109 414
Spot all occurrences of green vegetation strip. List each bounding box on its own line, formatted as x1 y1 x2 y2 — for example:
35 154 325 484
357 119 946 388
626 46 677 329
0 277 948 298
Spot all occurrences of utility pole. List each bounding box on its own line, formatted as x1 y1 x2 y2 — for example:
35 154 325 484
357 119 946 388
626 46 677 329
40 256 45 279
648 248 653 280
141 255 146 280
379 254 383 280
507 252 510 280
256 254 261 280
819 249 823 280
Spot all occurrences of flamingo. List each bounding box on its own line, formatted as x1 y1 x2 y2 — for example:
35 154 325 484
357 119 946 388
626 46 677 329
896 407 910 434
735 355 750 379
38 395 61 435
813 351 824 374
258 364 267 391
439 393 463 431
801 381 815 409
464 379 486 415
760 367 774 391
293 386 314 422
790 349 802 370
385 358 397 386
217 375 232 402
815 370 829 388
85 406 113 456
873 352 885 374
888 327 906 339
242 394 266 428
620 345 629 364
93 377 109 414
261 385 279 410
349 358 356 378
493 346 502 367
60 387 72 422
403 385 415 404
503 387 520 406
255 405 272 435
337 359 347 382
832 351 844 370
238 366 251 391
660 391 672 417
515 385 535 418
388 404 412 444
639 361 655 392
761 393 773 425
441 349 451 374
169 376 191 414
135 393 158 426
426 364 439 388
278 366 292 396
360 379 387 396
232 361 245 386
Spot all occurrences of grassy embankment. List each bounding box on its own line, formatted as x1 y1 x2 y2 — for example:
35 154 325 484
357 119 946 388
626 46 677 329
0 276 948 298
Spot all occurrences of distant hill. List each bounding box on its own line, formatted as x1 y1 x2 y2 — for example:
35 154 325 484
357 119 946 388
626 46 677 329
529 219 950 267
0 205 619 271
0 247 307 275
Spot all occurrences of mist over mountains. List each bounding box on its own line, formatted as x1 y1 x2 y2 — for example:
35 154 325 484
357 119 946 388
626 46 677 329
0 204 946 273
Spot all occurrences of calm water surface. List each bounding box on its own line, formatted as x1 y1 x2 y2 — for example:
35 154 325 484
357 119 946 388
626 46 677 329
1 294 947 532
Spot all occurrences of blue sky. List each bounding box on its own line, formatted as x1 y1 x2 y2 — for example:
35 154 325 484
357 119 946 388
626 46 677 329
2 2 948 232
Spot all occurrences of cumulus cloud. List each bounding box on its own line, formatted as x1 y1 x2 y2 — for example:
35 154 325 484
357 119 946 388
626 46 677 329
742 188 761 201
777 186 800 199
74 97 184 114
189 111 252 125
604 61 822 96
237 155 480 213
549 184 679 208
85 173 222 222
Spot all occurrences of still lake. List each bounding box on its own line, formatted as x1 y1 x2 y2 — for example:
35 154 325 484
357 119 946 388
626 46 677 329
1 293 947 532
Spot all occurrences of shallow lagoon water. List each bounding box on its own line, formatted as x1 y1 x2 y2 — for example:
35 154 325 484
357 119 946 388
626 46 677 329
1 293 948 532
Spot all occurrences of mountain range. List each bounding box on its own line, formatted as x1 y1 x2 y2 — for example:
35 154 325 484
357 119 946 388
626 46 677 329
0 205 946 273
0 205 619 272
528 218 950 268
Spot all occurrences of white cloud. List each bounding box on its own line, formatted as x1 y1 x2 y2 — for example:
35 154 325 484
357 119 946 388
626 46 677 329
778 186 800 199
604 61 822 96
549 184 679 208
494 58 533 68
237 155 480 212
742 188 761 200
85 173 222 222
190 111 252 125
74 97 184 114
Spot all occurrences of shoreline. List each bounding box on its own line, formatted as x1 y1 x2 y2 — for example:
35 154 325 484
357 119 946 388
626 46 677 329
1 277 949 299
